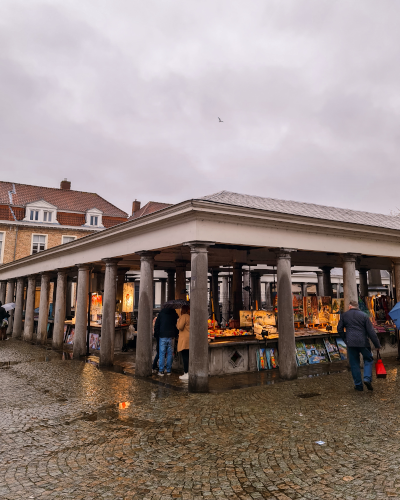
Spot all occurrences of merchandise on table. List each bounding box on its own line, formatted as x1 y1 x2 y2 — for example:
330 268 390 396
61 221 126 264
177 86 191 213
89 333 100 350
324 337 341 362
295 341 308 366
304 340 329 364
335 338 347 360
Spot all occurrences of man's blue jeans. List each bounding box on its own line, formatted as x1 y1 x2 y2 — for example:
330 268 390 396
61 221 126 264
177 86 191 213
347 346 374 388
158 338 174 373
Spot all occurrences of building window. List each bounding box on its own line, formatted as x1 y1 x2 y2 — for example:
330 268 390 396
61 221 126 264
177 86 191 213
43 211 53 222
90 215 98 226
32 234 46 254
30 210 39 221
62 235 76 244
0 232 4 264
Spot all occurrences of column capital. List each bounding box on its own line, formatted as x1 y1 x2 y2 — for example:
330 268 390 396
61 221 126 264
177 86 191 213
316 270 323 276
183 241 215 252
166 268 175 275
16 276 25 283
39 271 52 276
358 266 369 274
136 251 159 261
159 277 167 282
342 253 360 263
320 266 333 272
275 248 297 259
392 258 400 266
76 263 91 271
102 258 120 267
55 268 69 275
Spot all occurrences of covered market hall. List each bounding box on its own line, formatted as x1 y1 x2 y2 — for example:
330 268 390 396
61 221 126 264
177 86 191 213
1 191 400 393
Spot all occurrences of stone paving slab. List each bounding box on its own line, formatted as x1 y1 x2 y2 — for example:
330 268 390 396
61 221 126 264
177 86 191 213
1 339 400 499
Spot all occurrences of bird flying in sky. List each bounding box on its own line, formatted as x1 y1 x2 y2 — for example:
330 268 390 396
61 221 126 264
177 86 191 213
218 117 223 122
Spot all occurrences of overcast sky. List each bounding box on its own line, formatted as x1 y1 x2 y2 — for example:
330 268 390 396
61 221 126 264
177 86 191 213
1 1 399 216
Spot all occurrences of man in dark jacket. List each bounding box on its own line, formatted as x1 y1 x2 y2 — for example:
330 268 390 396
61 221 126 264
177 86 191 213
154 308 178 376
338 300 381 391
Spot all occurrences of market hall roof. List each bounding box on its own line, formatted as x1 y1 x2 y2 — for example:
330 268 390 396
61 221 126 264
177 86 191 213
0 181 128 218
200 191 400 231
128 201 172 220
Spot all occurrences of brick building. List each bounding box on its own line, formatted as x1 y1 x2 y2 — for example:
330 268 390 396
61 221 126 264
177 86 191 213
0 179 128 264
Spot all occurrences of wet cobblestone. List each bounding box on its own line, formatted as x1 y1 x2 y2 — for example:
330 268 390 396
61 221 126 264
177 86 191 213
1 339 400 499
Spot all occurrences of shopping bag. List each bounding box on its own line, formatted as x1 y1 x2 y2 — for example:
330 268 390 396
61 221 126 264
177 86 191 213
375 351 387 379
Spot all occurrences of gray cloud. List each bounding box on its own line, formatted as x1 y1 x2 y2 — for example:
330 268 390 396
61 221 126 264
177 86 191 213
1 0 400 215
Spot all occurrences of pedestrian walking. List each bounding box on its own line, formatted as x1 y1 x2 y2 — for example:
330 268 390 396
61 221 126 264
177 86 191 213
154 307 179 376
338 300 381 391
177 305 190 381
152 316 160 373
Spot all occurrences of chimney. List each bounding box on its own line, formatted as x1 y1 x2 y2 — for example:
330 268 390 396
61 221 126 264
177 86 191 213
132 199 141 215
60 178 71 190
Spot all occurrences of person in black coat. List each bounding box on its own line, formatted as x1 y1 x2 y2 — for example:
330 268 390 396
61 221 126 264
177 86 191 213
153 308 179 376
338 300 381 391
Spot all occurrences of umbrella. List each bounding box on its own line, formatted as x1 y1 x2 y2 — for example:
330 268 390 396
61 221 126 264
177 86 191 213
162 299 189 309
1 302 15 311
389 303 400 328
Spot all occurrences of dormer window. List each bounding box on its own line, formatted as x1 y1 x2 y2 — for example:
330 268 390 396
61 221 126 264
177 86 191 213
30 210 39 221
43 211 53 222
84 208 104 228
23 200 58 224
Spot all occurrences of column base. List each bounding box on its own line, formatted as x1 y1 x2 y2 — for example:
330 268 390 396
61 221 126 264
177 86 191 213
189 374 209 393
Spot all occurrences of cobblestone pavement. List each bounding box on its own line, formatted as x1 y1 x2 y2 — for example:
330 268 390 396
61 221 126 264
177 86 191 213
1 339 400 499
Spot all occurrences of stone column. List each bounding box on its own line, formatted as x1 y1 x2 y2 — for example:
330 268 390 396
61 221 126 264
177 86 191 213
316 271 324 296
321 266 333 297
175 261 187 300
265 282 272 308
211 269 221 324
65 279 72 318
276 249 297 381
0 281 6 305
232 263 243 320
160 278 167 307
52 270 68 350
251 272 262 309
23 275 36 342
343 254 358 310
368 269 382 287
99 259 119 366
5 279 16 335
136 252 156 377
393 260 400 303
359 268 369 297
187 242 212 393
12 277 25 338
243 269 250 309
167 270 175 301
221 275 229 326
73 264 90 358
37 272 51 345
301 282 308 298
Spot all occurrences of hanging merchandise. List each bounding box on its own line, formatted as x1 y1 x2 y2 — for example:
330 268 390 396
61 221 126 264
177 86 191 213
122 283 134 313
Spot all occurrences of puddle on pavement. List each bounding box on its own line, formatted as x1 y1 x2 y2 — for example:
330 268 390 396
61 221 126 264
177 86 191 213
71 401 161 429
297 392 322 399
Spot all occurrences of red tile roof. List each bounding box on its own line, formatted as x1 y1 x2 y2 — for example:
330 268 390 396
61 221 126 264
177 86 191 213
0 181 128 218
128 201 172 220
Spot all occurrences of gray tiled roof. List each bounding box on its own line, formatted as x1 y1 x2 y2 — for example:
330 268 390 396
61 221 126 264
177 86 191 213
199 191 400 231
